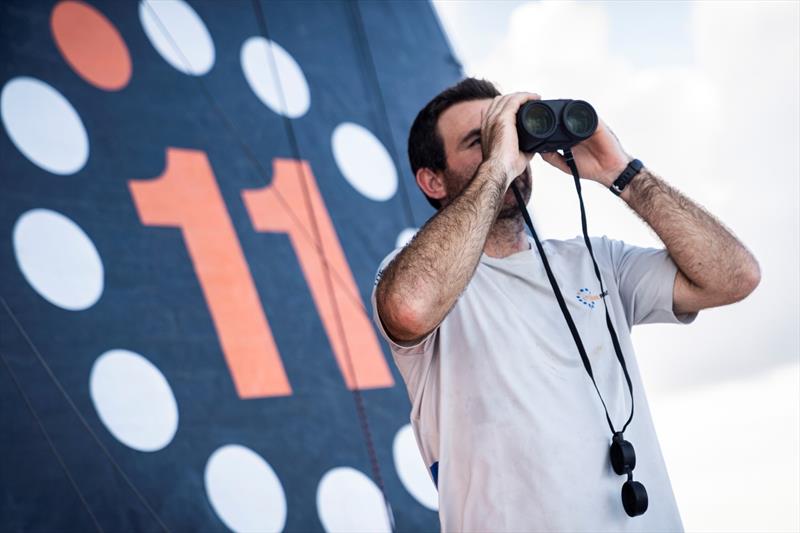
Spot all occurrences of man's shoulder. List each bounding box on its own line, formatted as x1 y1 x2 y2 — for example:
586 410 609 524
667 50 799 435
539 235 631 272
541 235 613 253
544 234 619 244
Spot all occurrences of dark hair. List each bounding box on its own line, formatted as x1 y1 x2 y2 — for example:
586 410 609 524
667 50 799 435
408 78 500 209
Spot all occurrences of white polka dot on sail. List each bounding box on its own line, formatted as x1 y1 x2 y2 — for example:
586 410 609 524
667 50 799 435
89 349 179 452
240 36 310 118
13 209 103 311
393 424 438 510
316 467 392 533
1 77 89 175
395 228 418 248
332 123 398 202
205 445 287 533
139 0 215 76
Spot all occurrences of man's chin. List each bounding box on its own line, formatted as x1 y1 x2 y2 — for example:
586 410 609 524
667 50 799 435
498 200 523 220
498 173 531 219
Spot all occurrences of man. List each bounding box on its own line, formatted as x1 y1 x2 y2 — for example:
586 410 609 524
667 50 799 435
372 78 760 531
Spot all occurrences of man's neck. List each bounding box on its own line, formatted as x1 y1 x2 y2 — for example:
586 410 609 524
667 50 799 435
483 214 529 258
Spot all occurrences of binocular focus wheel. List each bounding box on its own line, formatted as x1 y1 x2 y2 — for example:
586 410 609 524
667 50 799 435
610 436 636 475
621 480 649 517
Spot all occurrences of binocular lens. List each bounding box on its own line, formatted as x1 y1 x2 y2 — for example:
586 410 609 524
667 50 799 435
521 103 556 137
563 101 597 138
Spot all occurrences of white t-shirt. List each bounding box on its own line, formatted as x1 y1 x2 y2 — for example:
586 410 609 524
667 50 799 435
371 236 696 532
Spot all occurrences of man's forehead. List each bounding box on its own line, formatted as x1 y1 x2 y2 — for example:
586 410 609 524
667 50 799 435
437 98 491 148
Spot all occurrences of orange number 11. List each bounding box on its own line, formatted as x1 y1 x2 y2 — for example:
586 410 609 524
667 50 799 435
129 148 393 399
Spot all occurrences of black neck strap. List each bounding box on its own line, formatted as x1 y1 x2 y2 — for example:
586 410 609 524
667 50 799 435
511 148 635 436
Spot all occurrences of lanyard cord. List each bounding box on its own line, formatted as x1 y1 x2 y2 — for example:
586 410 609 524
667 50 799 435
510 148 635 436
0 345 104 532
0 297 171 532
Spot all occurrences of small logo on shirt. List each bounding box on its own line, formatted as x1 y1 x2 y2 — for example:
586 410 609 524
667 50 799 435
576 287 607 309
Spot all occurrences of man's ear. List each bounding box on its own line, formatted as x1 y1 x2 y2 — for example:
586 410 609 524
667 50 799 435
416 167 447 203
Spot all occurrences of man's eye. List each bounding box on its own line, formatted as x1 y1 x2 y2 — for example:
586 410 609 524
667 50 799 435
470 137 481 147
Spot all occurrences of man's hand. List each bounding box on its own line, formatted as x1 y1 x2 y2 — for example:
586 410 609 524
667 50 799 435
536 112 760 313
481 92 540 187
539 118 632 186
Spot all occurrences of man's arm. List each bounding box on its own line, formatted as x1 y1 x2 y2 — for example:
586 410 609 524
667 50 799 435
617 168 761 315
376 160 506 343
541 120 760 316
376 92 537 343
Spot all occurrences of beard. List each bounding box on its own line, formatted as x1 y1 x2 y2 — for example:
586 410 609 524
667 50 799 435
440 164 533 220
497 167 532 219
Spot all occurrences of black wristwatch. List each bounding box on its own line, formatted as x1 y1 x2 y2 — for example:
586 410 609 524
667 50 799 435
610 159 643 196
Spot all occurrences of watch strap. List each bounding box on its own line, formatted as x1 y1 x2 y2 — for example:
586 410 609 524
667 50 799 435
610 159 643 196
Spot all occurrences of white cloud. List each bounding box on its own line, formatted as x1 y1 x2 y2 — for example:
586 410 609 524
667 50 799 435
650 361 800 532
435 0 800 392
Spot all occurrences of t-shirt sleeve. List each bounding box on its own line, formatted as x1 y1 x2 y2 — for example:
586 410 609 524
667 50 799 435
370 249 438 357
597 236 698 328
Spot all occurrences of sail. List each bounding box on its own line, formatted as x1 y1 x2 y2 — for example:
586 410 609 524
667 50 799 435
0 1 460 530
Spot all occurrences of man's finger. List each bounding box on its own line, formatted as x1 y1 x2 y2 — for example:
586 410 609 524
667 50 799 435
483 95 504 126
497 92 541 121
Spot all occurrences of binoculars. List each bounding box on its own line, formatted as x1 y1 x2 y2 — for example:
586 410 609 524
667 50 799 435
516 99 598 153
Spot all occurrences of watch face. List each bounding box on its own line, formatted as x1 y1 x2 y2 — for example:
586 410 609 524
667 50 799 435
0 1 448 530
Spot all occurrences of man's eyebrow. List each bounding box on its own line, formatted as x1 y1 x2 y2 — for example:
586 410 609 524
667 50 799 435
459 128 482 147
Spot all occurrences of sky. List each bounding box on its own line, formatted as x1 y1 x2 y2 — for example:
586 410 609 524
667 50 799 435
432 1 799 530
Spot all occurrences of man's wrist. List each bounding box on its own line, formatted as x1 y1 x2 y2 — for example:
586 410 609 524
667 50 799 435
618 166 653 203
479 158 513 188
608 162 629 185
610 159 644 196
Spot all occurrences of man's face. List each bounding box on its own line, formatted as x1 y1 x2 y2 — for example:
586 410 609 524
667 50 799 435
435 98 532 217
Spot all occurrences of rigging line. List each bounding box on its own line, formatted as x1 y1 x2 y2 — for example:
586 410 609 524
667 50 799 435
249 1 394 528
141 0 370 317
0 297 171 533
0 348 104 533
347 0 417 229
